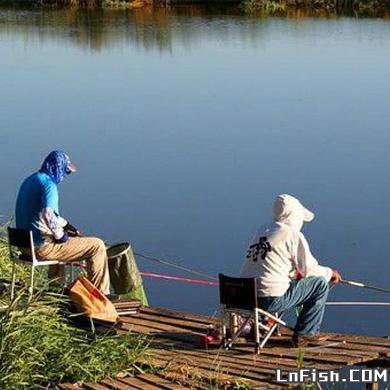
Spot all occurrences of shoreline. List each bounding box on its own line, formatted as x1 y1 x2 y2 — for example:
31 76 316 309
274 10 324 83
1 0 389 14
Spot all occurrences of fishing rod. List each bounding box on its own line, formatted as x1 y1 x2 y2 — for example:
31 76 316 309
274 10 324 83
138 273 390 305
123 246 390 298
340 279 390 295
135 251 390 295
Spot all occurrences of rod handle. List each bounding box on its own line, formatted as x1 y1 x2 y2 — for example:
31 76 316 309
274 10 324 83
340 279 365 288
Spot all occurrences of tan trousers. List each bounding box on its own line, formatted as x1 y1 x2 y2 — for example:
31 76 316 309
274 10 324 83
35 237 110 295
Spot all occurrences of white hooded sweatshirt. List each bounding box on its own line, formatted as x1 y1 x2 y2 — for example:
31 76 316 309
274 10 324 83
240 194 332 297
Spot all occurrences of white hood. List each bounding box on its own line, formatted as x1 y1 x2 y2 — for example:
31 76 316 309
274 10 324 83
273 194 315 232
240 194 332 297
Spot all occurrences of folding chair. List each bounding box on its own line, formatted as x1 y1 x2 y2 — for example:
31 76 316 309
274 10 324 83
8 227 81 300
219 273 286 354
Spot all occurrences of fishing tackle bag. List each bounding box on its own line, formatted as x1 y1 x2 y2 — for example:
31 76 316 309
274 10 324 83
69 275 119 323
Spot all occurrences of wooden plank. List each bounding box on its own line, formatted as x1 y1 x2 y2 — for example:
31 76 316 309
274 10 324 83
136 353 259 387
58 385 82 390
83 384 111 390
100 378 134 390
275 342 379 359
116 376 162 390
141 307 217 325
150 345 345 387
139 330 358 370
125 326 374 368
118 322 158 335
326 334 390 348
149 349 281 384
159 346 337 372
313 340 390 356
280 328 390 347
136 373 192 389
151 341 342 371
207 341 362 365
226 345 362 365
214 337 373 364
207 350 341 370
119 316 204 335
113 299 141 307
119 323 203 345
150 330 384 363
136 356 284 389
117 310 139 316
251 385 287 390
119 322 201 344
274 348 371 365
131 312 210 332
273 331 390 355
151 348 288 380
59 305 390 390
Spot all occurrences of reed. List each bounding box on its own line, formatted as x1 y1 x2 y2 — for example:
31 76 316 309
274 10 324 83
0 224 149 389
4 0 146 7
242 0 390 14
34 0 102 6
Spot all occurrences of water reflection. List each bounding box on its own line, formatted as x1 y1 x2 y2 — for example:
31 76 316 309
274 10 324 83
0 5 389 52
1 4 390 335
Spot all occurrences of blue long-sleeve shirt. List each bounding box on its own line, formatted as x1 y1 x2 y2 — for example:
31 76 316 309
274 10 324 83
15 172 67 246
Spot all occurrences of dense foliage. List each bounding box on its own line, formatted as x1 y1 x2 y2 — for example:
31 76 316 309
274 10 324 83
0 224 148 390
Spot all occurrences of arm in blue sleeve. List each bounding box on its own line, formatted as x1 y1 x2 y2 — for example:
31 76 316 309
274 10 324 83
41 180 68 242
42 208 68 242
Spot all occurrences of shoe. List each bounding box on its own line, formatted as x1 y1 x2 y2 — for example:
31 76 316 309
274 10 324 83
291 333 329 348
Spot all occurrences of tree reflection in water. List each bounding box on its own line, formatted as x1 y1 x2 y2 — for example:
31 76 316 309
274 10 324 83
0 5 388 52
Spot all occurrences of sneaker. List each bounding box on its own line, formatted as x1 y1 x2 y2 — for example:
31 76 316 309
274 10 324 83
291 333 330 348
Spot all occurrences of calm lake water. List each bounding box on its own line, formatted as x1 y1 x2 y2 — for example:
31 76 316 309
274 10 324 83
1 6 390 336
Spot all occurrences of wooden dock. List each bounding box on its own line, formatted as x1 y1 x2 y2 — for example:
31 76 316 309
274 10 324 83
60 304 390 389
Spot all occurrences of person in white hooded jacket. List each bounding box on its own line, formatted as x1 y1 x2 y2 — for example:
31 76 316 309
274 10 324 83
240 194 341 347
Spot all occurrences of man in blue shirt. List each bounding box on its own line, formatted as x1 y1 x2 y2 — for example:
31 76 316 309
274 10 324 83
15 150 110 295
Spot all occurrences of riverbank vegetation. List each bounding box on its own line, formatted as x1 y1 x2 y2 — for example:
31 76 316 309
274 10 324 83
0 0 149 8
1 0 389 12
0 224 148 389
242 0 390 14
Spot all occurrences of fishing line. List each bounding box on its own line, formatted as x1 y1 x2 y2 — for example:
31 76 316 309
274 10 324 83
139 272 219 286
134 251 218 281
137 272 390 306
122 248 390 303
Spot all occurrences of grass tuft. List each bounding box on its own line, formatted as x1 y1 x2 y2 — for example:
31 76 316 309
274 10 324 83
0 222 149 389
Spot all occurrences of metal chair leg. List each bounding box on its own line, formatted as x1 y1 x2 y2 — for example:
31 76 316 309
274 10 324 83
259 322 278 349
63 265 68 287
71 263 75 283
220 306 228 348
10 261 16 300
254 309 261 354
221 325 228 348
226 316 251 349
28 265 34 301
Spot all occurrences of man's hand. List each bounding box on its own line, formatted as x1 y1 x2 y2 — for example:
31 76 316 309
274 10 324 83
54 232 69 244
331 269 341 284
64 223 81 237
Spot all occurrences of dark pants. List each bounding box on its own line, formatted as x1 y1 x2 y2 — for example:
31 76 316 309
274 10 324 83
258 276 330 336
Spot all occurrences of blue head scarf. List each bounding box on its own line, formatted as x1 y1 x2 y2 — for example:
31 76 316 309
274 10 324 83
40 150 70 184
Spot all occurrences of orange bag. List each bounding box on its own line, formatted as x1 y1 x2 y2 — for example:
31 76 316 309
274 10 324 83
69 275 118 323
